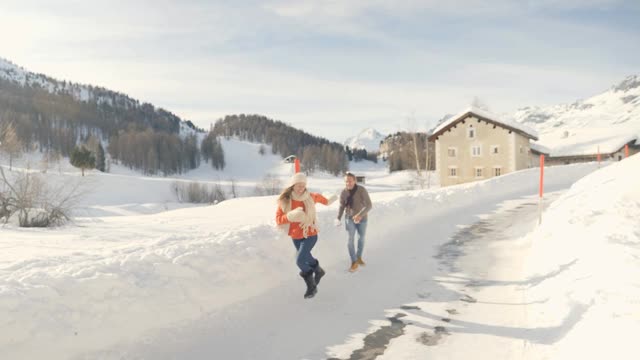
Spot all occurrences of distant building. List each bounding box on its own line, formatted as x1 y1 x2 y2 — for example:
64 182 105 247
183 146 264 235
543 139 640 166
429 108 538 187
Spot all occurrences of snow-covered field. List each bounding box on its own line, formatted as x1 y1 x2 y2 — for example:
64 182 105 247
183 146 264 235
2 134 638 359
0 148 601 359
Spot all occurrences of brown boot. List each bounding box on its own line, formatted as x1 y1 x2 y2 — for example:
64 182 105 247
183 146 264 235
357 257 366 266
349 262 359 272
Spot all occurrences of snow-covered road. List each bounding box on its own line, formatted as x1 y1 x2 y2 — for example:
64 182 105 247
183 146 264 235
364 193 566 359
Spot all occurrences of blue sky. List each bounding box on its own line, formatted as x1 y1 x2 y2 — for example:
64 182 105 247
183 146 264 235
1 0 639 142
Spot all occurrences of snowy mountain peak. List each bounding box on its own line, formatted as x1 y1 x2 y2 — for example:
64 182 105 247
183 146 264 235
513 75 640 157
0 56 200 133
0 57 22 71
344 128 386 153
0 57 31 84
359 128 384 140
612 75 640 92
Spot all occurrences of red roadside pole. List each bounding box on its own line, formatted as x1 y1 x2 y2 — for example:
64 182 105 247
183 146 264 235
625 144 629 158
294 158 301 173
597 146 601 168
538 154 545 225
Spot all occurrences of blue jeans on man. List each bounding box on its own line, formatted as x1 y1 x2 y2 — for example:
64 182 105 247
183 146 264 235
345 217 367 263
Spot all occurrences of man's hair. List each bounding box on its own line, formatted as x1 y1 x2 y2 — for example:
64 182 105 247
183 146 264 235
345 171 357 180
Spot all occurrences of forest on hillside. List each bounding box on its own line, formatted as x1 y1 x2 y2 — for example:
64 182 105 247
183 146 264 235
1 72 352 176
0 77 202 175
212 114 348 175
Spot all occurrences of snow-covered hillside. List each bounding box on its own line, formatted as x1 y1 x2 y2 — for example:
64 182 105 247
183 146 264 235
514 75 640 156
0 57 198 134
344 128 386 153
1 57 123 105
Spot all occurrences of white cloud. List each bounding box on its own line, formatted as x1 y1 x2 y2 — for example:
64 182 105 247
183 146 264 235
0 0 638 142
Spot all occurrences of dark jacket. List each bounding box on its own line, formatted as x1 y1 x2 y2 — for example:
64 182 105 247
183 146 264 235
338 185 372 220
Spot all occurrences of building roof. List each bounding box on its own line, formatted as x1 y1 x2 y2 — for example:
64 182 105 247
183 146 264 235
540 133 638 158
429 107 539 141
530 142 551 155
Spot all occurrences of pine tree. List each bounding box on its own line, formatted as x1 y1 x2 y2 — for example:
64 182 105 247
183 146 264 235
201 131 225 170
70 146 96 176
345 146 353 161
96 143 106 172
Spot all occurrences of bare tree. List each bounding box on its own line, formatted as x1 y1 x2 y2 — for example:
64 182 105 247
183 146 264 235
0 183 10 222
171 180 226 204
0 167 85 227
425 139 431 189
0 122 22 171
229 178 238 198
406 115 422 178
254 174 282 196
425 125 435 189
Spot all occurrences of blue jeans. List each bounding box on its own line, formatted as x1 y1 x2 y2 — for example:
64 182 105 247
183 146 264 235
345 217 367 263
292 235 318 273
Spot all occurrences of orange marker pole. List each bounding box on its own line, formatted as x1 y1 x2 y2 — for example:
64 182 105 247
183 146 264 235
294 158 300 173
538 154 545 225
625 144 629 158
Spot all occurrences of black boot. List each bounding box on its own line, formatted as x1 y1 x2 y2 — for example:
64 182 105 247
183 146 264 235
300 270 317 299
312 261 325 286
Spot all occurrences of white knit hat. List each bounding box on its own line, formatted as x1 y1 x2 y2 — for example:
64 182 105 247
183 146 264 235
290 172 307 186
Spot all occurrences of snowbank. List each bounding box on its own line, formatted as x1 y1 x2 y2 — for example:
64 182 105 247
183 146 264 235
523 154 640 358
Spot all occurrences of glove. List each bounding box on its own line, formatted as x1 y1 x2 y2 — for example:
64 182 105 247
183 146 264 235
323 192 338 205
286 208 305 222
334 218 342 227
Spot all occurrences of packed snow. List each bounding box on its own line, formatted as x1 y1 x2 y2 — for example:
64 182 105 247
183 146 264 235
2 123 638 359
0 148 602 359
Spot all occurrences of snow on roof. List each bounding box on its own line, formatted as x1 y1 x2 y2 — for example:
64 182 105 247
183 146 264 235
530 142 551 154
536 131 638 157
431 107 539 140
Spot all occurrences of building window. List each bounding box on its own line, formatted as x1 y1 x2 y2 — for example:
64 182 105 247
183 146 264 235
493 167 502 176
519 146 525 154
447 147 457 157
471 145 482 157
475 167 483 178
491 145 499 154
448 167 458 177
467 126 476 139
